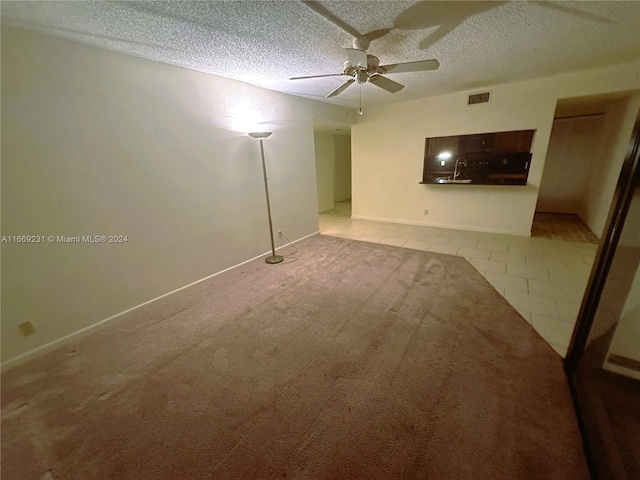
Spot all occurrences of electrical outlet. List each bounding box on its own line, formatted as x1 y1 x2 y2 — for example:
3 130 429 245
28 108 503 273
18 321 36 337
424 209 429 216
278 230 283 238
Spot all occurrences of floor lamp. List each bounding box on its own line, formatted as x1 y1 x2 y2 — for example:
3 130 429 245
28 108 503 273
248 131 284 264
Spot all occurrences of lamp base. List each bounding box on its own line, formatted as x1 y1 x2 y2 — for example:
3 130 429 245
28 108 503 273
265 255 284 264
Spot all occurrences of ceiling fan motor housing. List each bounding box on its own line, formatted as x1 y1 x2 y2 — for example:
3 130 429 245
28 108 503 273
353 36 370 51
367 54 380 70
343 54 382 79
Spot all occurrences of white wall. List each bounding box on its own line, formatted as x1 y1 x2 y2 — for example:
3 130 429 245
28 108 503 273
333 135 352 202
352 63 640 236
606 265 640 371
581 96 640 237
1 27 354 365
314 132 335 212
537 116 603 215
606 189 640 373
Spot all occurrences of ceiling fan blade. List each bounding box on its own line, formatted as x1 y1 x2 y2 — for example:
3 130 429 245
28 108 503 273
368 74 404 94
326 78 355 98
363 28 393 42
301 1 362 38
537 2 614 24
290 73 344 80
381 59 440 74
346 48 368 68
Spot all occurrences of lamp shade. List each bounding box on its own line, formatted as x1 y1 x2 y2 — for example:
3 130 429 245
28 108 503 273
248 132 273 139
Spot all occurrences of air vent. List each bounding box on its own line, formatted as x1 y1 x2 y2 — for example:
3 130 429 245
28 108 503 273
468 92 491 105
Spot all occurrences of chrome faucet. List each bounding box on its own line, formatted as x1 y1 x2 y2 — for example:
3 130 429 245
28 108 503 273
453 158 467 180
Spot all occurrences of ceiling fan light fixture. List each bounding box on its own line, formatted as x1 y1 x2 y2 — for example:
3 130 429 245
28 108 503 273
355 70 368 84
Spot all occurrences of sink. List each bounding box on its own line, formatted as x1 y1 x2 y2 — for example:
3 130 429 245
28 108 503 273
435 177 472 184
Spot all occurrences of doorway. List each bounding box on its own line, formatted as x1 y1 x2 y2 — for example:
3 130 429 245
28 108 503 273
536 92 639 243
312 120 352 216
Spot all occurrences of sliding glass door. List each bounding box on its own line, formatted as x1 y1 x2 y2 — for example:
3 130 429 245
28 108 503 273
565 114 640 479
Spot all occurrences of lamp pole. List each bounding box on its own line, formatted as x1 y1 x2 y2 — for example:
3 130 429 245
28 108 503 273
248 132 283 264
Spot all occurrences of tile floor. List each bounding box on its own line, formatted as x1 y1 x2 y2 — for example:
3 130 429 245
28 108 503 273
319 209 599 357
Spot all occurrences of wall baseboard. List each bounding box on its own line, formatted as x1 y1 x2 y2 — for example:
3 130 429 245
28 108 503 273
603 361 640 381
350 215 531 237
1 231 320 372
604 354 640 381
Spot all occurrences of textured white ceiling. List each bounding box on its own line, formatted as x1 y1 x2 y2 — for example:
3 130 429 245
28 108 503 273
2 1 639 109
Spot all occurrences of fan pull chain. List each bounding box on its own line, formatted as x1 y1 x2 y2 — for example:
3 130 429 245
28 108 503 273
359 84 363 115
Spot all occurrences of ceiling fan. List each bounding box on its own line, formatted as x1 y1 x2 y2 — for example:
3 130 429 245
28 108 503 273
289 47 440 99
292 0 439 113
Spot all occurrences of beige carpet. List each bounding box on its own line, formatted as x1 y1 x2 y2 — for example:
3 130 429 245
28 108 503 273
1 234 588 479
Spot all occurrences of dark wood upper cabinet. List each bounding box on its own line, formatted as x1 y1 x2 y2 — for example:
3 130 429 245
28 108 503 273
421 129 536 185
494 130 535 153
458 130 535 153
460 134 493 152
